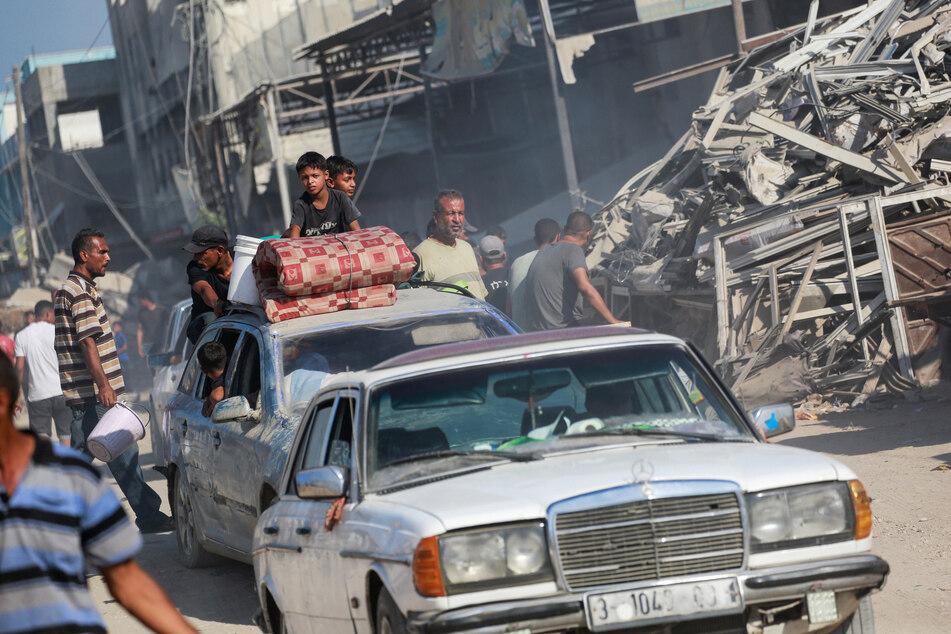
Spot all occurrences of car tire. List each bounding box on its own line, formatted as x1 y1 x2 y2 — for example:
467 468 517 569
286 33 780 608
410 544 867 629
376 587 408 634
830 595 876 634
173 469 219 568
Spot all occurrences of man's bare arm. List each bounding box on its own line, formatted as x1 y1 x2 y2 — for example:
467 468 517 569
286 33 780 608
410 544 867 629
14 356 25 412
101 559 198 634
282 224 302 238
572 268 622 325
202 386 225 417
137 323 145 357
79 336 117 408
348 219 361 231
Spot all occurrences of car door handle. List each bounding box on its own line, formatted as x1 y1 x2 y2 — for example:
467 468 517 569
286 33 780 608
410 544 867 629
181 420 187 437
263 526 279 535
295 526 312 535
213 432 221 448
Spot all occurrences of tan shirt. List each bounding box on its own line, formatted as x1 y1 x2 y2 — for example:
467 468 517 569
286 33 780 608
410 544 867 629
54 272 125 407
413 238 487 300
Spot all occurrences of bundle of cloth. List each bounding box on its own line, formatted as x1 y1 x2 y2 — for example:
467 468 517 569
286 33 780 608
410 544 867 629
252 226 416 323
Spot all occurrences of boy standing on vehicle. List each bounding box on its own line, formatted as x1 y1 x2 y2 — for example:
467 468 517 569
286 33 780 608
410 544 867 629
197 342 227 417
283 152 361 238
327 155 359 198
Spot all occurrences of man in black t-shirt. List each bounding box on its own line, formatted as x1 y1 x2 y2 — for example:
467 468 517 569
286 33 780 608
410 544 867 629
183 225 233 344
284 152 361 238
136 292 168 358
479 235 509 313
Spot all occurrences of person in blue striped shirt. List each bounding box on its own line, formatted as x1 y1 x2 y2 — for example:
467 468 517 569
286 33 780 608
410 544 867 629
0 354 196 633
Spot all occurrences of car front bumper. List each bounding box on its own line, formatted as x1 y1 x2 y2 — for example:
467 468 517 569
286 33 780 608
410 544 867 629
406 554 889 634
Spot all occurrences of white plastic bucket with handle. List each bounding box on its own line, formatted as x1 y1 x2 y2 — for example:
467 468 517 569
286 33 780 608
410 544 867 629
227 234 263 306
87 402 150 463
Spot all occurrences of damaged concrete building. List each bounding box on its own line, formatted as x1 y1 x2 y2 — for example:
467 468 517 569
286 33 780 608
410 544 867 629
588 0 951 405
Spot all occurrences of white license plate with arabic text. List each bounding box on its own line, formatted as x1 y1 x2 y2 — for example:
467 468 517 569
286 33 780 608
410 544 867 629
585 577 743 630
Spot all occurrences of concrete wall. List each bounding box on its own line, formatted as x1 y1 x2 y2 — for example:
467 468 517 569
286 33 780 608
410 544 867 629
20 56 142 268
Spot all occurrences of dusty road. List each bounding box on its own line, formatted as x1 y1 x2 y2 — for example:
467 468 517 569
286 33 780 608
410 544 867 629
72 384 951 633
88 441 261 633
777 385 951 634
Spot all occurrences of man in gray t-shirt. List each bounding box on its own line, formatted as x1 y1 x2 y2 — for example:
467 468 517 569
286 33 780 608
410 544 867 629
525 212 622 331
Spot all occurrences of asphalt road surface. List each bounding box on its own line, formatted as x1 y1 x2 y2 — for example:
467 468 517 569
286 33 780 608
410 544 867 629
40 382 951 633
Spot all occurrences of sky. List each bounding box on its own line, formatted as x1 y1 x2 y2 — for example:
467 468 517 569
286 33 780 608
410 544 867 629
0 0 113 93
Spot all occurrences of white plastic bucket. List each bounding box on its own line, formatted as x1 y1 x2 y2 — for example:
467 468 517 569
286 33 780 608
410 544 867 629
227 234 263 306
87 402 150 463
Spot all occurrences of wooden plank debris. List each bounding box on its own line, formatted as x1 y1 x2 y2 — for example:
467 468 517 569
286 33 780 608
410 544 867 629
589 2 951 404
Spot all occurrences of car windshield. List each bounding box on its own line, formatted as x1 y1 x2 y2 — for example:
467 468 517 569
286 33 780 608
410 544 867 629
366 344 754 489
281 311 512 415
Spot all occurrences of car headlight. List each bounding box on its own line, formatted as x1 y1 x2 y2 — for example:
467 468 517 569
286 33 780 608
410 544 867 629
413 523 553 596
748 483 855 552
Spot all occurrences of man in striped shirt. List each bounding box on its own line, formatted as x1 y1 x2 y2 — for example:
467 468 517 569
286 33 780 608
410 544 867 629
55 229 171 533
0 351 197 633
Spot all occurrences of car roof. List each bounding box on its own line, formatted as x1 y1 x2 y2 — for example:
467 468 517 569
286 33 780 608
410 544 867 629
318 327 683 392
374 326 653 369
216 287 503 335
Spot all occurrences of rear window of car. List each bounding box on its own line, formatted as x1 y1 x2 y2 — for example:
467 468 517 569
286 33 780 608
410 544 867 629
281 311 512 415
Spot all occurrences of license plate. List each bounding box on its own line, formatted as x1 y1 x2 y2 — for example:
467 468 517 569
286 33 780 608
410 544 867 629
585 577 743 630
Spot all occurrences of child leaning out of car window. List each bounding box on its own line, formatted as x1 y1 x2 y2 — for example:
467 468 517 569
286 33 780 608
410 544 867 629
198 342 228 417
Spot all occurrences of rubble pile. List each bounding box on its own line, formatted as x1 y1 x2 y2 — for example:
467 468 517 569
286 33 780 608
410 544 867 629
589 0 951 401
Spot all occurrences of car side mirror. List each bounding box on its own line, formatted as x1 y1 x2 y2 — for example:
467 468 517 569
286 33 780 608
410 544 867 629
211 396 261 423
750 403 795 439
296 465 348 499
148 351 173 368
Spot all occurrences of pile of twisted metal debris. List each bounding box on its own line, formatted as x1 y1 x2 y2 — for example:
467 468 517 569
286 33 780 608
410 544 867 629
589 0 951 403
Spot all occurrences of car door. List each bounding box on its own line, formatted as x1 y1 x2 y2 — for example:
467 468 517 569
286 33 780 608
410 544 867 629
150 300 192 469
259 392 359 633
177 326 242 537
208 328 272 553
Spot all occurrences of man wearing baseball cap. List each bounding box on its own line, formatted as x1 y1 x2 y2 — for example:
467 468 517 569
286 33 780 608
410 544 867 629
183 225 233 344
479 235 508 313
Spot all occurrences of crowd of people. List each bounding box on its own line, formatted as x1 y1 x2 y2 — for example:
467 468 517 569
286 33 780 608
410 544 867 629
0 146 625 633
180 150 624 345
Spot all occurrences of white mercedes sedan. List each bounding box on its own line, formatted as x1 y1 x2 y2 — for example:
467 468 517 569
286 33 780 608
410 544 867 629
252 327 887 634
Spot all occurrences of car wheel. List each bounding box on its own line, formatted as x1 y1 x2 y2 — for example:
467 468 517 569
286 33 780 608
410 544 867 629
376 587 407 634
830 595 876 634
173 469 218 568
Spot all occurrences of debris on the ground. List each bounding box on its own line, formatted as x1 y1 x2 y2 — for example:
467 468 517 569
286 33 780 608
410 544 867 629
590 0 951 403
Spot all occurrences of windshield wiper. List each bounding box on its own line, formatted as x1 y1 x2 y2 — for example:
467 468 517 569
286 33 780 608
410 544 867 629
382 448 536 469
563 427 728 442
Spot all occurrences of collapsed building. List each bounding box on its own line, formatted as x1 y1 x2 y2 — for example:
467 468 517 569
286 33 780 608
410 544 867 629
588 0 951 405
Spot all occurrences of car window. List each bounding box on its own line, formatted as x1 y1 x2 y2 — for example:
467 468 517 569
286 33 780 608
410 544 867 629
194 328 242 400
179 352 201 396
297 398 336 475
281 312 512 414
365 345 753 490
326 397 355 470
220 330 260 408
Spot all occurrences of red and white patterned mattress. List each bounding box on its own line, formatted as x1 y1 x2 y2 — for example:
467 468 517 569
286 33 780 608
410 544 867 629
251 227 415 323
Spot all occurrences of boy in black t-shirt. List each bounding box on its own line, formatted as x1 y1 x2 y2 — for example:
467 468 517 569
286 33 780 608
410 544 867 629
327 155 358 198
283 152 362 238
198 341 228 417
